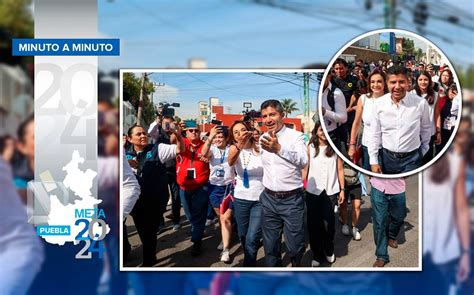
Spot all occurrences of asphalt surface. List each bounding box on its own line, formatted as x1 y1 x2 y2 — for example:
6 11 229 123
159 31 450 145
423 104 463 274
124 175 419 269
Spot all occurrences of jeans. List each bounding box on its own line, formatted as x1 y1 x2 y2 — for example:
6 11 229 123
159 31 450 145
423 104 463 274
179 185 209 244
305 191 336 263
380 147 422 174
260 189 305 267
358 172 368 196
422 135 435 165
233 198 262 266
167 173 181 225
361 145 370 171
371 186 406 262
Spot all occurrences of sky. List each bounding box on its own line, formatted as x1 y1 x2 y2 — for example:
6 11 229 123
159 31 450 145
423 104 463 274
98 0 474 71
127 72 320 119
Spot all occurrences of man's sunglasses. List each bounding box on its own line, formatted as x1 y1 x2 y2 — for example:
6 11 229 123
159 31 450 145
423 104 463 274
187 129 200 133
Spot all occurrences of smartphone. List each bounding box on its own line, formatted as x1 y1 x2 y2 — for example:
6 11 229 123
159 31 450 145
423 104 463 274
211 119 223 125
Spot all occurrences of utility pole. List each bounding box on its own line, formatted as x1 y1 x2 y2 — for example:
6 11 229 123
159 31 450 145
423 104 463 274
303 73 310 136
136 72 147 126
384 0 397 28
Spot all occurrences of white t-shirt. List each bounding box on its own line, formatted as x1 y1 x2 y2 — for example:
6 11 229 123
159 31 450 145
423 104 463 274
360 94 376 147
209 145 234 186
233 148 264 201
306 145 340 196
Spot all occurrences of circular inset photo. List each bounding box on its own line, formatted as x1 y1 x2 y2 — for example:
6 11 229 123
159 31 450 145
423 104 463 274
318 29 462 178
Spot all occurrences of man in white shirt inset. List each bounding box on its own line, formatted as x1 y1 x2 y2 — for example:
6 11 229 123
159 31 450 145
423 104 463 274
368 65 431 174
259 99 308 267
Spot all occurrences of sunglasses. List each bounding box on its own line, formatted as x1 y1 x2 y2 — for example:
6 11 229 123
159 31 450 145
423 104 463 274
187 129 200 133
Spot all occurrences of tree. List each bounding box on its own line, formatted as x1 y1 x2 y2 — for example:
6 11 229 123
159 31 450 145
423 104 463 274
402 37 415 56
0 0 33 66
415 48 424 61
0 0 33 38
280 98 299 117
122 73 156 126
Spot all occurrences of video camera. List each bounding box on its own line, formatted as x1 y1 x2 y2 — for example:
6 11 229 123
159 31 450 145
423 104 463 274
156 102 180 117
243 109 261 123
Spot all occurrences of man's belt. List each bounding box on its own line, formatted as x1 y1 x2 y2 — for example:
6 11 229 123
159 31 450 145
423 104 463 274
382 147 419 159
264 187 303 199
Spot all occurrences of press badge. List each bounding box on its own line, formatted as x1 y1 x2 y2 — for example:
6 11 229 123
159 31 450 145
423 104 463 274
443 116 455 130
187 168 196 179
215 166 225 178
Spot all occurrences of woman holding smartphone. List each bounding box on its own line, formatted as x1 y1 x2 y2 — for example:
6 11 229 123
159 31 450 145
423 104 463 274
227 120 264 266
201 125 235 264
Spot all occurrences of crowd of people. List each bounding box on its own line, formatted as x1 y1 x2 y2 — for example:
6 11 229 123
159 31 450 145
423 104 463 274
323 58 461 174
123 94 415 269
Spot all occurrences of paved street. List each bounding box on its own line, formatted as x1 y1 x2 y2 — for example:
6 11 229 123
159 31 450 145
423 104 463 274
124 174 419 268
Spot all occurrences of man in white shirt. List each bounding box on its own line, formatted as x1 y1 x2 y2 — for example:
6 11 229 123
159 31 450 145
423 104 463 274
259 99 308 267
368 65 431 174
321 72 347 150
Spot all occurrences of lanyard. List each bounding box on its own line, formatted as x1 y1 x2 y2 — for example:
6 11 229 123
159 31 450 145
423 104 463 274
190 145 196 167
219 147 227 164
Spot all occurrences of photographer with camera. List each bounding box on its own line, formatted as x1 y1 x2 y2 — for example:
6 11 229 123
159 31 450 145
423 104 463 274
201 125 235 263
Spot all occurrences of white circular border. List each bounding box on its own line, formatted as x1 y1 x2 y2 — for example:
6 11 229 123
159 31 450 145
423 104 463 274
318 28 463 179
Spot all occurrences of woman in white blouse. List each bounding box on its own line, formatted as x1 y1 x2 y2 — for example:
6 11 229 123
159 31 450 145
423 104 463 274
348 70 388 170
228 120 264 267
346 70 387 241
411 70 440 164
303 122 345 267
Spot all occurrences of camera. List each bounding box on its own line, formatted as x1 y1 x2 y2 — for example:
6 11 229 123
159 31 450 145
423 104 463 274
243 109 261 122
156 102 180 117
163 122 176 132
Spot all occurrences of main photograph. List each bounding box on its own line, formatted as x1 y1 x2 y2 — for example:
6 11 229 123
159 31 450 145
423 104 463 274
119 70 420 270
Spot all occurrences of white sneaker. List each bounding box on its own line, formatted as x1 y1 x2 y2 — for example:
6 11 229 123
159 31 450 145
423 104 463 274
217 241 223 251
311 260 321 267
342 224 350 236
352 227 361 240
325 254 336 264
220 249 231 264
206 218 218 227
